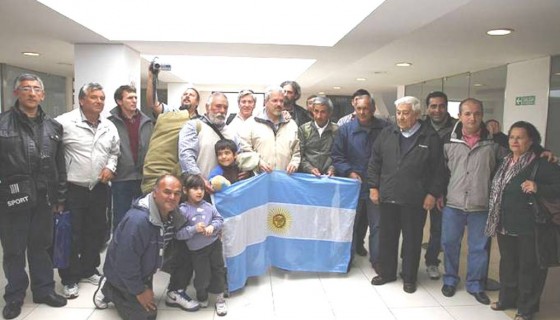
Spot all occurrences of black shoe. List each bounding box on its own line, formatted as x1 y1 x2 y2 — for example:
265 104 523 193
441 284 456 297
371 276 396 286
2 301 22 319
403 282 417 293
33 292 67 307
470 291 490 305
356 245 368 256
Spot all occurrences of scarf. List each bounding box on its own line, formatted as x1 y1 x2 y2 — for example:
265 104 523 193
485 151 536 236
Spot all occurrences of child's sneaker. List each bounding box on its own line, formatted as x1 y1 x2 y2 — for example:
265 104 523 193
215 298 227 316
165 290 200 311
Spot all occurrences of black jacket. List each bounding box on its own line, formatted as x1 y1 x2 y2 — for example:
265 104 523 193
367 120 445 207
0 104 67 206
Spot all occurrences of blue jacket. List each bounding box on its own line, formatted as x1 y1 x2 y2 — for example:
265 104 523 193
103 194 175 295
331 117 389 198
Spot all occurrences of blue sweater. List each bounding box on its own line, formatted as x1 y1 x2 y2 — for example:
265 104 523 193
175 201 224 251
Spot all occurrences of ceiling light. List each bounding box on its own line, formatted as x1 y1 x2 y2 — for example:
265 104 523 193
473 83 484 87
486 28 513 36
396 62 412 67
22 52 40 57
333 86 341 90
318 92 325 95
356 77 366 81
39 0 386 47
554 72 560 76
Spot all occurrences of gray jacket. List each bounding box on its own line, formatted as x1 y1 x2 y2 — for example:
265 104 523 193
443 121 506 212
108 107 154 182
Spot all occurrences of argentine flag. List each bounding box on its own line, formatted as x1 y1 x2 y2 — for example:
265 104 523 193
213 170 360 292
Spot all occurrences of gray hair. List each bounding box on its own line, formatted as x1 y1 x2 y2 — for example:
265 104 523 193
206 91 228 107
79 83 104 100
13 73 44 91
280 80 301 100
355 95 376 112
264 86 284 102
312 96 334 114
394 96 422 115
237 89 256 104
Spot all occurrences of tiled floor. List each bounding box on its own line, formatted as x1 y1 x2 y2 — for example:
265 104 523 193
1 234 559 319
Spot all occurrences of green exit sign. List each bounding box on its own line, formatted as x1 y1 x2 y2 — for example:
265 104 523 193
515 95 536 106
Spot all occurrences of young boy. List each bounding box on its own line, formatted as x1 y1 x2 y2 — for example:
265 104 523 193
208 139 241 188
176 175 227 317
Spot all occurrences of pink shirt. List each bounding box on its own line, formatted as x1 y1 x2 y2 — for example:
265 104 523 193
462 129 481 149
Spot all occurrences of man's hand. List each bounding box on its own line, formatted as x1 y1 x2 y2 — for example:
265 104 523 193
203 177 214 195
238 171 251 181
136 288 156 312
326 168 335 177
436 195 445 211
423 194 436 211
369 188 379 205
310 168 321 177
540 151 558 164
286 163 298 174
259 160 273 173
348 172 361 182
98 168 115 184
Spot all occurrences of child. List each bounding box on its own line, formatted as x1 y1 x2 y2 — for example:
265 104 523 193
208 139 241 189
176 175 227 316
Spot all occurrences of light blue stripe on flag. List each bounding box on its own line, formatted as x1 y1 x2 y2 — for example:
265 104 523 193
214 170 360 292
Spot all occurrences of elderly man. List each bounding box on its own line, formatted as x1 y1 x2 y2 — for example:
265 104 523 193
423 91 457 280
239 86 300 174
226 89 256 134
0 74 67 319
55 83 120 299
108 85 154 231
332 95 389 269
336 89 371 126
94 174 185 320
368 96 444 294
485 119 508 148
298 96 338 176
146 65 201 119
280 80 311 126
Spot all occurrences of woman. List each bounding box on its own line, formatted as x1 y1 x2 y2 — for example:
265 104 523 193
485 121 560 320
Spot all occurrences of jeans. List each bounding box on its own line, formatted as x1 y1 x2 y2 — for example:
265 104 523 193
0 194 55 303
441 206 488 293
425 207 442 266
111 180 142 232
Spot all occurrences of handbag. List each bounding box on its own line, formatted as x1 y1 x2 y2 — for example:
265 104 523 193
53 211 72 269
528 162 560 225
0 175 37 213
534 222 560 268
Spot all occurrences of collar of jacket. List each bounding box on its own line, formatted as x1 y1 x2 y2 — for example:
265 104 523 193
450 120 493 143
13 101 45 122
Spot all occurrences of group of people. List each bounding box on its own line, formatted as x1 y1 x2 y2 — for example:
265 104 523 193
0 70 559 320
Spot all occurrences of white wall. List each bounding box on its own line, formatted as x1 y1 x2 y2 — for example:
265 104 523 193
503 57 551 142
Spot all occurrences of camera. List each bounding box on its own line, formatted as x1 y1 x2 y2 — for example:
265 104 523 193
150 60 172 73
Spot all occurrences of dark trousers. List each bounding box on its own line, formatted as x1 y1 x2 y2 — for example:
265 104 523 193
192 239 225 302
378 203 427 283
59 183 108 285
497 233 548 315
0 194 55 303
164 240 194 291
425 207 442 266
103 279 156 320
111 180 142 232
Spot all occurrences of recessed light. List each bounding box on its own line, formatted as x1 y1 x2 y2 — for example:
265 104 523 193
473 83 484 87
318 91 325 95
22 52 40 57
356 77 366 81
333 86 341 90
486 28 513 36
396 62 412 67
554 72 560 76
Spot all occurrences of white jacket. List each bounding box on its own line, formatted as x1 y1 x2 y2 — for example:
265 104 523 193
56 108 120 189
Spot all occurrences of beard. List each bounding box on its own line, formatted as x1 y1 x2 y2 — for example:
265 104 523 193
209 113 226 126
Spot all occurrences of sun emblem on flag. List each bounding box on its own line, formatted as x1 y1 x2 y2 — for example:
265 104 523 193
267 207 292 234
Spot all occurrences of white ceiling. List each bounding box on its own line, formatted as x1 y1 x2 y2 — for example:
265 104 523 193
1 0 560 97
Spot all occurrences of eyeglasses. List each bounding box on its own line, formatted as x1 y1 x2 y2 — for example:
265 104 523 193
239 89 254 95
18 86 44 93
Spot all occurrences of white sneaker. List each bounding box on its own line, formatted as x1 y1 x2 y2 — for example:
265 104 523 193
81 273 102 285
215 298 227 317
93 276 109 309
63 284 79 299
427 265 441 280
165 290 200 311
199 300 209 308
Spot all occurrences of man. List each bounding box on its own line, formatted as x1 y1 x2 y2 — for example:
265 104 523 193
336 89 370 126
485 119 508 148
94 175 185 320
179 92 237 194
226 89 257 134
305 94 318 114
280 80 311 126
440 98 504 305
332 95 389 269
55 83 120 299
423 91 457 280
298 96 338 176
146 65 201 119
108 85 154 231
239 86 300 174
368 96 444 294
0 74 67 319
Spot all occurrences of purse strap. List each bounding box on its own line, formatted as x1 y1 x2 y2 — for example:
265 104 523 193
529 160 539 180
